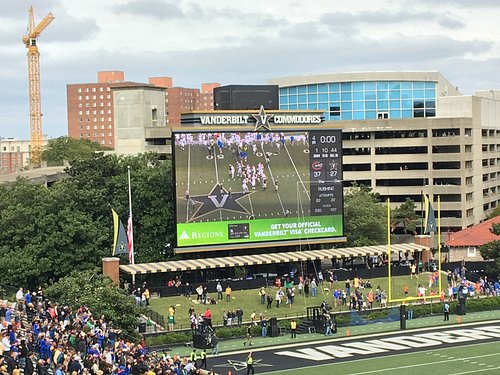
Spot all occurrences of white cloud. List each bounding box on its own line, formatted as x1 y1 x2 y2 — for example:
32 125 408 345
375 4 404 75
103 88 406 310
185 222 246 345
1 0 500 139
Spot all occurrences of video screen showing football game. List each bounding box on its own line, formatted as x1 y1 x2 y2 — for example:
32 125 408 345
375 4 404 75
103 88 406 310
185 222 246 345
173 130 343 249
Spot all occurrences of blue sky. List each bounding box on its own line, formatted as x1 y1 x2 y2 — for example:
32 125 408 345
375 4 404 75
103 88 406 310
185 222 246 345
2 0 500 139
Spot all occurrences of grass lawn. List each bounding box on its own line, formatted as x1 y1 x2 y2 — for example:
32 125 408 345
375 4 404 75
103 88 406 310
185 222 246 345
149 272 443 329
259 340 500 375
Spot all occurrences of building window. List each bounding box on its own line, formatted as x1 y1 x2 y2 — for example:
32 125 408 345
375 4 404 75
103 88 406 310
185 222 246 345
467 247 476 257
78 96 82 100
77 88 82 93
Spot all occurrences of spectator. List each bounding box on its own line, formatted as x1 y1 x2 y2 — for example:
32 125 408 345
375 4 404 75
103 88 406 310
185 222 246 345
216 282 223 301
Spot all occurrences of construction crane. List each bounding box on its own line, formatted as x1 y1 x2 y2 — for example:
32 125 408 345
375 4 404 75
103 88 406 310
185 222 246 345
23 6 54 166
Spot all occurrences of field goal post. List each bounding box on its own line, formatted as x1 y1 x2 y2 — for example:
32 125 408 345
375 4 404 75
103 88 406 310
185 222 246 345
387 197 444 304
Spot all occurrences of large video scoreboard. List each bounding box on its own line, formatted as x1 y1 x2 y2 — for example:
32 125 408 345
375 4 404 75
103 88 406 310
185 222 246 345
172 125 343 252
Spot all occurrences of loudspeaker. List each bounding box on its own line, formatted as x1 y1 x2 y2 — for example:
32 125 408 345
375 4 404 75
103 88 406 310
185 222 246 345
269 317 279 337
138 323 147 333
193 333 211 349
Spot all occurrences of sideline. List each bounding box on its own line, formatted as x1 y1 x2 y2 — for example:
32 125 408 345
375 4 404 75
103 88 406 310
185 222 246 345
214 318 500 356
255 341 500 375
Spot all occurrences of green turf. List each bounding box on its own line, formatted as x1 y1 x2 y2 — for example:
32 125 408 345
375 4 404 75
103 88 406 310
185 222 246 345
174 133 313 223
149 272 442 329
259 340 500 375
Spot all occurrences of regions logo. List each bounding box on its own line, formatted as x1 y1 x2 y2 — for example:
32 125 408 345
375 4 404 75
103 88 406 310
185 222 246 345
311 161 323 171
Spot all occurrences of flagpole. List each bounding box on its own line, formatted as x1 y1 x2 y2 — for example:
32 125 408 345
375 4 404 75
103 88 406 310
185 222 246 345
420 190 424 235
128 166 136 285
438 195 441 294
387 198 392 300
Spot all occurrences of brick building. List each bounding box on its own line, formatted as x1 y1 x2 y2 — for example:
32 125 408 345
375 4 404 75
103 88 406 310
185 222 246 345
67 72 219 149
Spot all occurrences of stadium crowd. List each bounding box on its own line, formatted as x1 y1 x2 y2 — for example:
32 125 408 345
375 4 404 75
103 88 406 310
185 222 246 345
0 287 214 375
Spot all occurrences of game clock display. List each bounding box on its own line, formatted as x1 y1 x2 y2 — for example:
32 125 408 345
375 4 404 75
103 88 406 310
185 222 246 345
173 129 343 250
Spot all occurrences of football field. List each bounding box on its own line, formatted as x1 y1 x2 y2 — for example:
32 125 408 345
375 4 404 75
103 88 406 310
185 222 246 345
206 320 500 375
262 341 500 375
174 132 311 224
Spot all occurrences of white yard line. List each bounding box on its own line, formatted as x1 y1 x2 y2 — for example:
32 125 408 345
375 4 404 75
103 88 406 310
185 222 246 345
212 148 223 221
284 142 310 201
260 142 286 215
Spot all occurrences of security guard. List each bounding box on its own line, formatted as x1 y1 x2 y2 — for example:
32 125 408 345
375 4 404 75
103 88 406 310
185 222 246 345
246 352 254 375
190 349 197 364
200 349 207 369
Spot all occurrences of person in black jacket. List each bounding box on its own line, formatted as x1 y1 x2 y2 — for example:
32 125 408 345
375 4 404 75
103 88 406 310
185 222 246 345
24 352 35 375
36 359 50 375
5 351 17 374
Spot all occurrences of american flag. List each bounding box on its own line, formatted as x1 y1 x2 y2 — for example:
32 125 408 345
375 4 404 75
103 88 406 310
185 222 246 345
127 215 134 264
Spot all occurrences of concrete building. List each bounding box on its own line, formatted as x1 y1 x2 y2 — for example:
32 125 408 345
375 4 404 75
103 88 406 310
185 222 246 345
0 136 49 174
146 78 219 123
68 72 219 149
112 84 170 156
269 71 500 231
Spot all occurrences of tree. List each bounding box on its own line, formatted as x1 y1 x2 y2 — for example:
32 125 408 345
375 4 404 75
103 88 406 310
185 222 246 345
479 223 500 278
391 198 418 237
0 153 174 289
343 184 387 247
41 136 109 165
45 269 141 337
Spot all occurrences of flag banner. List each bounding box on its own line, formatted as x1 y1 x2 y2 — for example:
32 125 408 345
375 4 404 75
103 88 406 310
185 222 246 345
112 209 129 256
127 215 134 264
424 194 437 233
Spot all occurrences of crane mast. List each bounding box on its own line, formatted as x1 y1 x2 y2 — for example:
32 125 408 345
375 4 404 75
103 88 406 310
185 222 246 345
23 6 54 166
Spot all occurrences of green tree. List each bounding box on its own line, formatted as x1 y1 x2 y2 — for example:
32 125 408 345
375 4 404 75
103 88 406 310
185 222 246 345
343 184 387 247
479 223 500 278
41 136 109 166
0 153 174 289
45 269 141 337
391 198 418 237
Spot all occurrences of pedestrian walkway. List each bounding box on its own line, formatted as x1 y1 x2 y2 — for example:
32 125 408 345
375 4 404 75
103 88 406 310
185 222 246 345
161 308 500 358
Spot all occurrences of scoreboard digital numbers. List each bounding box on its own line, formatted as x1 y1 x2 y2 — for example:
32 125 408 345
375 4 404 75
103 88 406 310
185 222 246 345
309 130 343 216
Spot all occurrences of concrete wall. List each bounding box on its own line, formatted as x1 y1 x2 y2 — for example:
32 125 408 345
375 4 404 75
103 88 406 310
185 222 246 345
113 86 166 155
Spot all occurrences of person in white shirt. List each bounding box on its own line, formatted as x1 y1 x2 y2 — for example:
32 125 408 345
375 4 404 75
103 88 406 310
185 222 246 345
16 288 24 303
